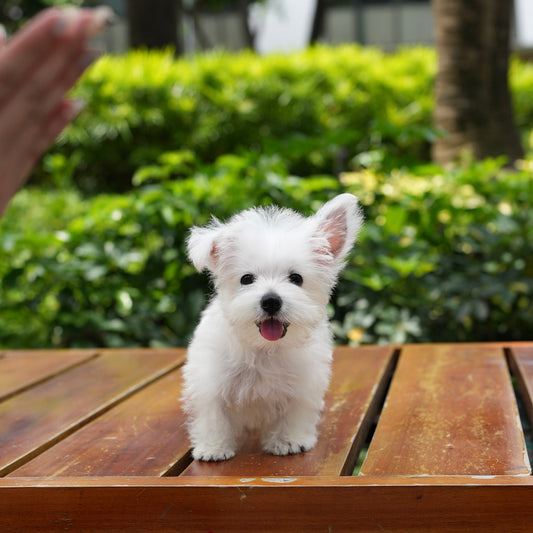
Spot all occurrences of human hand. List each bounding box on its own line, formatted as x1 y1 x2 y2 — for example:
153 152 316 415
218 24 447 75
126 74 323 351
0 6 113 215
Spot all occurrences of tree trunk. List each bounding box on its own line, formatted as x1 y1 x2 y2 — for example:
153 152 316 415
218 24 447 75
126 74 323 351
310 0 327 45
127 0 183 53
239 0 256 50
432 0 523 165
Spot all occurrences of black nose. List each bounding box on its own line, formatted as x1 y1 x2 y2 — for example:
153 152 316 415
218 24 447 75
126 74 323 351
261 293 282 315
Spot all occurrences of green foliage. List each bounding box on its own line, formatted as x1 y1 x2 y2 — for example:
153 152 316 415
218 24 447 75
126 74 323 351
333 157 533 344
2 154 532 348
1 154 340 348
35 46 436 192
38 45 533 193
2 46 533 348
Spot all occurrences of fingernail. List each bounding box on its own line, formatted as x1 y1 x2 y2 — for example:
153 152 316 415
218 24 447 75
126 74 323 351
79 49 103 71
86 6 115 36
71 98 86 114
53 7 80 37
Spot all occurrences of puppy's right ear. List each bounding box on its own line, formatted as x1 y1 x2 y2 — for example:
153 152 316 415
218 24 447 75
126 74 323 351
186 217 222 273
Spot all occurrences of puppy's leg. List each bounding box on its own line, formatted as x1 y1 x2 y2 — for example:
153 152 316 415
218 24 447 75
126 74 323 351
188 402 237 462
261 399 320 456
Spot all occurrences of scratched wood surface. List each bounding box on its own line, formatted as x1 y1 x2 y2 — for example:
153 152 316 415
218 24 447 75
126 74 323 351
360 344 531 476
11 367 189 477
0 349 97 402
0 349 184 476
182 345 396 477
2 344 532 479
2 343 533 532
3 476 533 533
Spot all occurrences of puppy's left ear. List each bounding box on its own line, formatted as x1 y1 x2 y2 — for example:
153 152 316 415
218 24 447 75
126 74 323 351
313 193 363 263
186 217 223 273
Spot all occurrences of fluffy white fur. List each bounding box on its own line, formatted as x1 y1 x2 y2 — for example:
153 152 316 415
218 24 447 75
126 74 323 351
182 193 363 461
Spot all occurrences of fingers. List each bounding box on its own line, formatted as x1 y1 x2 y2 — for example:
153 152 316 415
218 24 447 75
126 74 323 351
0 6 113 214
83 6 115 38
8 35 99 127
37 99 86 154
0 61 96 185
3 6 112 62
0 34 91 150
0 5 109 144
0 9 62 91
20 98 86 175
0 97 85 213
28 48 101 129
0 7 112 104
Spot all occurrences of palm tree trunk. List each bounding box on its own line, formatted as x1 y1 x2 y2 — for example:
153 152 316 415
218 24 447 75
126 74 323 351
432 0 523 165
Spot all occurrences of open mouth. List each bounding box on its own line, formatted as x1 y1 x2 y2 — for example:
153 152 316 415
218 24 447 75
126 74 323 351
256 318 289 341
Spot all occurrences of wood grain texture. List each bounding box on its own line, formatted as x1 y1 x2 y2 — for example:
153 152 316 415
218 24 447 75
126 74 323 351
2 343 533 532
0 349 97 402
360 344 530 476
0 348 185 476
2 477 533 532
183 345 396 476
10 368 190 477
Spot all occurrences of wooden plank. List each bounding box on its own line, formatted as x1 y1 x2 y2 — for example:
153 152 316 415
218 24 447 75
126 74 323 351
5 473 533 487
0 348 185 476
3 477 533 532
182 345 396 476
10 368 191 477
0 349 98 402
360 344 530 476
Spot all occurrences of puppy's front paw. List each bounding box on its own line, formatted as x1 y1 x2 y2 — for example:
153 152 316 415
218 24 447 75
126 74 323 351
263 434 317 456
192 444 236 462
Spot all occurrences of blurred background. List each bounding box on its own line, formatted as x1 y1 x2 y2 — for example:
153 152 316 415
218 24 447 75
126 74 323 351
3 0 533 53
0 0 532 349
3 0 533 54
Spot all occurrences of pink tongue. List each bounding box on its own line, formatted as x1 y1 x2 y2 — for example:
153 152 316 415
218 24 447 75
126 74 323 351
260 318 284 341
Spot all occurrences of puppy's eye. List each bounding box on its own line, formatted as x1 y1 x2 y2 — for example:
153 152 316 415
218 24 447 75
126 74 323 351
240 274 255 285
289 273 303 286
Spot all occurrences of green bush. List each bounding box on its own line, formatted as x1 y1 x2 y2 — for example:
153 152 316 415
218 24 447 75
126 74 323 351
36 46 437 192
3 45 532 348
1 154 339 348
2 153 532 348
334 157 533 344
38 46 533 195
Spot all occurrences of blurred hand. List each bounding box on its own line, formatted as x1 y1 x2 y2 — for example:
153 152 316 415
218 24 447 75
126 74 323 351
0 6 113 215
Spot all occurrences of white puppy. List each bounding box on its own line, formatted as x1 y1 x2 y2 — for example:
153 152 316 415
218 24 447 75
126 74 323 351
182 193 363 461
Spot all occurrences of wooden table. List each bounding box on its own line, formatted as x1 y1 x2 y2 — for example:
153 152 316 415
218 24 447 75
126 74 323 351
2 343 533 531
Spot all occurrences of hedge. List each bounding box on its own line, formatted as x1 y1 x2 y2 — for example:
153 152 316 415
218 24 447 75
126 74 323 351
37 45 533 195
2 45 532 348
2 152 532 348
37 45 438 192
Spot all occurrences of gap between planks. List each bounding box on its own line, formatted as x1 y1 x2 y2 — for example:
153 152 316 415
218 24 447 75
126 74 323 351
505 346 533 470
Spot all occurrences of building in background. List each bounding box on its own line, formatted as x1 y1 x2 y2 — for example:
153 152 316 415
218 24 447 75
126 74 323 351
89 0 529 55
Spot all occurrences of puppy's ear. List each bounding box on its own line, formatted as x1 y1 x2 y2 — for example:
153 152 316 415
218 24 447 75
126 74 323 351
186 217 223 273
313 193 363 263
